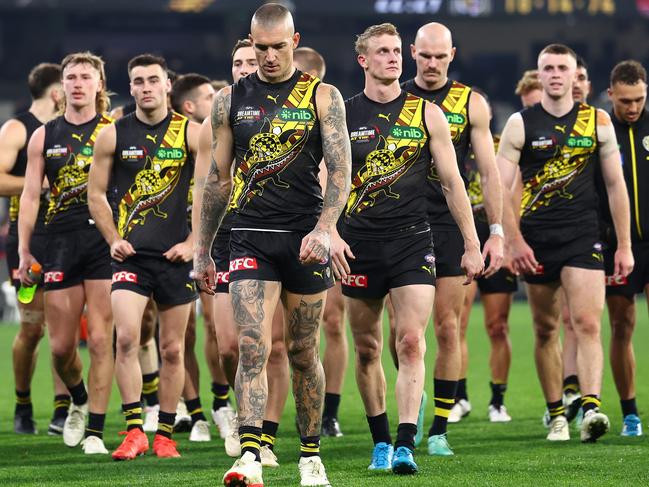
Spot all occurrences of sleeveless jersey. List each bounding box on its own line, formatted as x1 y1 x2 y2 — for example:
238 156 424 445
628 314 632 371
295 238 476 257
519 102 599 245
229 70 323 231
8 111 48 234
343 90 431 239
113 112 194 256
401 78 472 229
466 135 500 225
43 113 113 231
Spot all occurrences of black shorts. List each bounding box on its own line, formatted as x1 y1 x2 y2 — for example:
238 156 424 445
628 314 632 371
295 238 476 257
476 222 518 294
211 231 231 294
341 229 435 300
431 227 464 278
604 241 649 298
6 228 48 292
229 230 334 294
42 226 112 291
523 236 604 285
111 254 197 306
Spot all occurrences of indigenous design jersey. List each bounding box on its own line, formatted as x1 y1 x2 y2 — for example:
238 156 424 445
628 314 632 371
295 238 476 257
597 109 649 243
43 113 113 231
519 102 599 244
113 112 193 256
8 111 48 234
229 70 323 231
401 78 472 229
343 90 431 239
466 135 500 224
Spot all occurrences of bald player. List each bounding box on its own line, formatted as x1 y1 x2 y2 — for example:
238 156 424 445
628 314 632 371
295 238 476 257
294 47 326 79
400 22 502 456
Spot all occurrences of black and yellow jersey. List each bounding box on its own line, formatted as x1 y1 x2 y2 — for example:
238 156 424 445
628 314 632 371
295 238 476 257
8 111 48 235
42 113 113 231
342 90 431 239
466 135 500 225
597 108 649 244
519 102 599 244
229 69 323 231
401 78 472 229
113 111 194 256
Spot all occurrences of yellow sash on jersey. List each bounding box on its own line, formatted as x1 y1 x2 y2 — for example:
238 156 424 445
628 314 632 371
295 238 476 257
118 112 189 238
230 72 320 211
440 81 471 143
346 94 426 215
521 104 597 216
46 114 114 224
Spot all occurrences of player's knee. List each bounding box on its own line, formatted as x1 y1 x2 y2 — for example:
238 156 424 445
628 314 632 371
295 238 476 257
87 327 113 358
355 337 381 367
610 317 634 342
270 337 287 358
396 332 425 363
534 321 559 345
50 340 74 364
571 315 600 338
435 318 459 349
160 341 184 366
486 318 509 342
287 344 317 372
17 323 45 347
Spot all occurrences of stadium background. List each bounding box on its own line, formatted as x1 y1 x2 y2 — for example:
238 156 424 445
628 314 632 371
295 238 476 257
0 1 648 485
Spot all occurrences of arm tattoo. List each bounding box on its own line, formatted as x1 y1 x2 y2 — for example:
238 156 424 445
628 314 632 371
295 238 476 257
319 87 351 229
197 91 231 255
287 298 325 435
231 280 268 426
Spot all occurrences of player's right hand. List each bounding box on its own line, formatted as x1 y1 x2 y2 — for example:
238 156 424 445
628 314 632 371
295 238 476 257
331 231 354 280
110 239 136 262
510 235 539 275
191 253 217 295
18 252 39 286
461 244 485 285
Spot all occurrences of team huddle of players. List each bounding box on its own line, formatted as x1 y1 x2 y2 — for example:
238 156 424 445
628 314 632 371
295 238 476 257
2 3 648 486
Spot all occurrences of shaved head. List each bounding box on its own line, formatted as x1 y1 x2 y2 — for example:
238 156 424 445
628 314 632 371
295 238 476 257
414 22 453 49
251 2 294 34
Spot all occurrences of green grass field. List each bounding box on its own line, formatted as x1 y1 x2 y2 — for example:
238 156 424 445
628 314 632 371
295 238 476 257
1 300 648 486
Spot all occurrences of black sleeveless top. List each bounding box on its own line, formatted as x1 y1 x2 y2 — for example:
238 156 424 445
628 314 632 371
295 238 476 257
342 90 431 239
401 78 472 229
519 102 599 245
42 113 113 232
229 69 323 231
9 111 48 234
113 111 193 256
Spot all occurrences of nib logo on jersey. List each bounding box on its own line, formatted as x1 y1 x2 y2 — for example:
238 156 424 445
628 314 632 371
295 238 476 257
121 146 146 161
157 148 185 160
350 126 378 144
45 145 69 159
342 274 368 288
566 136 594 148
278 108 314 122
390 126 424 140
112 271 138 283
445 113 466 126
229 257 258 272
234 106 264 123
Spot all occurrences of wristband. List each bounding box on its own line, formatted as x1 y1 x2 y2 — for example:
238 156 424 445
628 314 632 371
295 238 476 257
489 223 504 238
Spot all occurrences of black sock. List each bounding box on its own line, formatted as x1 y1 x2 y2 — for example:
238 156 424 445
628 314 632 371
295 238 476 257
300 435 320 458
394 423 417 452
68 380 88 406
261 420 279 450
621 398 638 417
456 378 468 401
157 410 176 439
85 413 105 439
53 394 71 419
142 372 160 407
429 378 457 436
185 397 207 425
15 389 32 416
123 401 143 432
239 425 262 461
490 382 507 407
323 393 341 419
547 399 565 418
211 382 230 410
563 375 580 395
581 394 601 414
367 412 392 445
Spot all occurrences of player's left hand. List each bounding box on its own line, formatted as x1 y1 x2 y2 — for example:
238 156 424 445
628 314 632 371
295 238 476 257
461 243 485 285
482 234 504 278
299 227 331 266
164 241 193 263
614 245 634 278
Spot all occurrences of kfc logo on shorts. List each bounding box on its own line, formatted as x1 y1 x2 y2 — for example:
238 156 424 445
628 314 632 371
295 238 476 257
44 271 64 283
229 257 258 272
605 275 628 287
342 274 368 288
216 271 230 284
112 271 138 283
